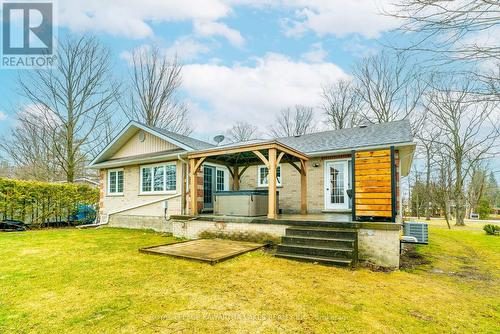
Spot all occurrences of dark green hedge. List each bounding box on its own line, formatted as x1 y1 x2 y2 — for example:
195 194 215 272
0 178 99 227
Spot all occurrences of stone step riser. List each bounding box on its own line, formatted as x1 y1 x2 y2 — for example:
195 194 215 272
286 229 357 239
281 236 354 248
277 245 354 259
275 253 352 267
281 221 358 229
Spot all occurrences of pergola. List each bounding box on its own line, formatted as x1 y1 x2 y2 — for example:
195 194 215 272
187 141 309 219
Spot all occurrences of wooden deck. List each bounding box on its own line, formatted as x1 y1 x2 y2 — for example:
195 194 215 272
139 239 264 264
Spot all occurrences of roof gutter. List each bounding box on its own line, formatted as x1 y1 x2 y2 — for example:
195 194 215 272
306 141 416 158
88 152 185 169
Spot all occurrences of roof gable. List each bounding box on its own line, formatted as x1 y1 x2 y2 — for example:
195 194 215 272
89 121 213 166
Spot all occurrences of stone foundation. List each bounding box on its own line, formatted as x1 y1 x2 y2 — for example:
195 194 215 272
357 227 400 268
108 214 171 232
172 219 289 239
171 219 401 268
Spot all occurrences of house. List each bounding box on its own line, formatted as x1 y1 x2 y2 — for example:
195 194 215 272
89 120 416 268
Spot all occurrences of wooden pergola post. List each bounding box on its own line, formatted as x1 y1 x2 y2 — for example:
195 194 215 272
268 148 277 219
300 159 307 215
189 157 205 216
233 166 240 190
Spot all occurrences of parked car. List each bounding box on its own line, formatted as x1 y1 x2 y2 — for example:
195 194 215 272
470 213 480 219
0 220 27 232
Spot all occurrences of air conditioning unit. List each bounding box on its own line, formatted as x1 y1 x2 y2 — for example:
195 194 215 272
403 222 428 244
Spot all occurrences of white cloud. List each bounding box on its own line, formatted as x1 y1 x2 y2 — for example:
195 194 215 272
0 111 7 121
182 53 348 135
58 0 231 39
165 37 211 61
277 0 399 39
120 38 211 64
301 42 327 62
56 1 396 41
194 20 245 47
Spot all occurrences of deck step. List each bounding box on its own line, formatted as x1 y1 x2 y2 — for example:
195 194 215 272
285 226 357 239
277 244 354 258
275 252 353 267
281 235 355 248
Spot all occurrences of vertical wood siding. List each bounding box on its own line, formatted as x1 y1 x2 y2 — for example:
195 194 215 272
112 130 179 159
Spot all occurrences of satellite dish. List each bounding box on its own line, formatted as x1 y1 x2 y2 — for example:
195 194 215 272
213 135 225 146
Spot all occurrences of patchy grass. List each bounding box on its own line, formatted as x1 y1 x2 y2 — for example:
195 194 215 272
0 227 498 333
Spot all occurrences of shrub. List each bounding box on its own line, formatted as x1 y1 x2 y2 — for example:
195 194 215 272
199 230 281 246
483 224 500 236
0 178 99 227
477 199 491 220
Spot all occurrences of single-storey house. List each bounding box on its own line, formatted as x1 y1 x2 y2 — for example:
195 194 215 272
89 120 415 268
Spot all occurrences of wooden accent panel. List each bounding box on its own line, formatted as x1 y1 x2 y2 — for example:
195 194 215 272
355 198 391 205
356 157 391 164
355 149 392 218
356 162 391 170
355 168 391 176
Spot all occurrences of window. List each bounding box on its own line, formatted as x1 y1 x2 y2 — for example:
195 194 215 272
216 169 225 191
257 165 281 187
108 169 124 195
140 163 176 193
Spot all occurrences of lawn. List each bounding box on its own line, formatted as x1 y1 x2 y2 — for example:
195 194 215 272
0 225 499 333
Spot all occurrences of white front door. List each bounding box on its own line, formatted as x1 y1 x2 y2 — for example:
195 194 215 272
324 161 350 210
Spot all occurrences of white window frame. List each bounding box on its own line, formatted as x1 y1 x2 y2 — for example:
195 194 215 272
107 168 124 196
139 162 177 195
257 164 282 187
203 163 229 192
324 159 351 211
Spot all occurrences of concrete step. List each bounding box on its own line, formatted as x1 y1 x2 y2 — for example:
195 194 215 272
281 235 355 248
275 252 353 267
277 244 354 259
285 226 357 239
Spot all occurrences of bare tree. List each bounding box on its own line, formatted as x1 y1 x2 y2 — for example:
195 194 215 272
321 79 361 129
388 0 499 64
0 157 12 178
466 163 488 217
353 51 428 132
426 78 499 225
269 105 316 138
415 122 440 220
0 108 61 181
387 0 500 98
431 144 454 229
16 35 118 182
124 46 192 134
226 122 258 143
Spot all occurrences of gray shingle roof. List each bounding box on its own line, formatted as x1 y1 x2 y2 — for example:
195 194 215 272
277 120 413 154
145 124 215 150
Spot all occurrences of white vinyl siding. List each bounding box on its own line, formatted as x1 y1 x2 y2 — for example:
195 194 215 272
140 163 176 194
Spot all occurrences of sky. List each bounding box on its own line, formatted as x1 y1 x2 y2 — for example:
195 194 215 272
0 0 402 142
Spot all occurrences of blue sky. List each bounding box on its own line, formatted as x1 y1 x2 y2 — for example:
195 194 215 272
0 0 401 141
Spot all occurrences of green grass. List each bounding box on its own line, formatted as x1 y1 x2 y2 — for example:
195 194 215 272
0 227 499 333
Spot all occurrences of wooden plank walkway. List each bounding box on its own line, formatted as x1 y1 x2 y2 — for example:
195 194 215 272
139 239 264 264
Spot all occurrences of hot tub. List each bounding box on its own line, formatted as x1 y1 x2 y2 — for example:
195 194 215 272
213 190 279 217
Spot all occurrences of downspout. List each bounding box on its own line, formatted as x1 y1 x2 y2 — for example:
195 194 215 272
78 194 182 229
